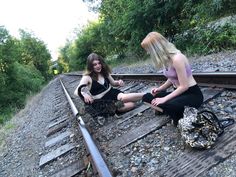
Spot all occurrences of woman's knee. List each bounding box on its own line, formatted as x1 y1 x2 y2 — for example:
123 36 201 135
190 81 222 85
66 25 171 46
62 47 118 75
117 93 124 101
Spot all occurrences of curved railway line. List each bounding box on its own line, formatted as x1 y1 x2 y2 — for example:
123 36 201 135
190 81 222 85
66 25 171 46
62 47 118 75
38 72 236 177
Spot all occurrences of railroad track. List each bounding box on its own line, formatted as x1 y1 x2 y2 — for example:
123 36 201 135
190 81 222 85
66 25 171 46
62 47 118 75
38 72 236 177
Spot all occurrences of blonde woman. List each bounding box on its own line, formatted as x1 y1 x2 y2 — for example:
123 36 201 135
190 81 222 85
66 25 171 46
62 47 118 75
141 32 203 125
74 53 144 113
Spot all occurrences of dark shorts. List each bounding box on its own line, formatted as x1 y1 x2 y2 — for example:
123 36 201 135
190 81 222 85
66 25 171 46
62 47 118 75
102 88 123 100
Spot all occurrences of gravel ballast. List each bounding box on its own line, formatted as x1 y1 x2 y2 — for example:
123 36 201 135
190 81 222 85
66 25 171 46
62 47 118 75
0 50 236 177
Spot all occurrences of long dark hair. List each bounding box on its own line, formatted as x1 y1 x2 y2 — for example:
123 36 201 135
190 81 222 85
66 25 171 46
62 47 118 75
85 53 111 80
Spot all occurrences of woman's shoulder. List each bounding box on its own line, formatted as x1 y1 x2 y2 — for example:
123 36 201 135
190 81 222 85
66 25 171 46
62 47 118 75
171 53 190 69
82 74 90 77
82 74 92 81
172 52 188 63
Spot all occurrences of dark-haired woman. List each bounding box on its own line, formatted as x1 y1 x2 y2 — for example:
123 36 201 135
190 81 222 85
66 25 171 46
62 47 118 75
74 53 144 112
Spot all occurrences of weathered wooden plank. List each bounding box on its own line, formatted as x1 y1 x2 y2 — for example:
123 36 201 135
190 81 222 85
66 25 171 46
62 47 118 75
110 116 170 152
67 79 78 85
143 102 163 113
48 117 68 129
97 104 150 134
53 109 67 116
51 160 85 177
47 121 69 137
55 95 62 100
45 131 72 147
160 125 236 177
167 137 235 177
117 104 150 122
50 115 66 122
39 143 76 167
201 87 223 102
128 84 146 92
120 83 138 92
54 103 68 110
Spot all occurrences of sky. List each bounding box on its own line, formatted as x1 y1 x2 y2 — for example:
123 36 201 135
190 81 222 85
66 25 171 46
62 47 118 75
0 0 98 61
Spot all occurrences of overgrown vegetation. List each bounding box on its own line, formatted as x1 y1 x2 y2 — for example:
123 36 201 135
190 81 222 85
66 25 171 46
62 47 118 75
0 26 52 125
58 0 236 72
174 22 236 55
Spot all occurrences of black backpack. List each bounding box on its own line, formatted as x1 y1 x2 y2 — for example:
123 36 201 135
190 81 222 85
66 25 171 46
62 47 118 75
178 107 234 149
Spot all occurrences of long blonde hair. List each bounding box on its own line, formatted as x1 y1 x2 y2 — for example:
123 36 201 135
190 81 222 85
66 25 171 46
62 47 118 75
141 32 180 68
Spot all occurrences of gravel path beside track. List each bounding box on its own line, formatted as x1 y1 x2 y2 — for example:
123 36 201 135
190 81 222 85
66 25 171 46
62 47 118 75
0 79 57 177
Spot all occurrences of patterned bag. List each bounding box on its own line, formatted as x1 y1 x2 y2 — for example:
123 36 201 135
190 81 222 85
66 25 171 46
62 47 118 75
178 107 234 149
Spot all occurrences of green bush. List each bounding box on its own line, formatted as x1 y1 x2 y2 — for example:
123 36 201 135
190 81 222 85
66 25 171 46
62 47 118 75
0 107 13 124
10 62 45 106
174 23 236 55
1 62 45 109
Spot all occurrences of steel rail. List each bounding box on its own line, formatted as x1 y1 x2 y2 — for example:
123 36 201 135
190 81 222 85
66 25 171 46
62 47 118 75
111 72 236 89
59 78 113 177
64 71 236 88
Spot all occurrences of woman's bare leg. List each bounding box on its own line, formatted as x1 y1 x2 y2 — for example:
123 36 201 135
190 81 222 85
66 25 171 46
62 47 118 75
117 93 144 102
117 102 135 112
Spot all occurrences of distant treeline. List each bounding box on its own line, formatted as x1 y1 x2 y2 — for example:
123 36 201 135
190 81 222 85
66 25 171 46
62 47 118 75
58 0 236 72
0 27 52 124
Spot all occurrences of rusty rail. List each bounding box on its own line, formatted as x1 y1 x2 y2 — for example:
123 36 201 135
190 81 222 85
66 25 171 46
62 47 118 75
111 72 236 89
65 72 236 89
59 78 113 177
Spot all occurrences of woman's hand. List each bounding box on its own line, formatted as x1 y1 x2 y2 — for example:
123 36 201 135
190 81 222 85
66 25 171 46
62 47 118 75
151 97 167 106
151 87 159 96
118 79 124 87
83 94 94 104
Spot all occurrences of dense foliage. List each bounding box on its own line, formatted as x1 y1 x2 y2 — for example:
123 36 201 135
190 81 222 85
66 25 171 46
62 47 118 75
174 22 236 55
59 0 236 71
0 26 52 124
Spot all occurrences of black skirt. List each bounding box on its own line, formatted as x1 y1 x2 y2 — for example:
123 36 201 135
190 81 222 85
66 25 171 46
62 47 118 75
101 88 123 100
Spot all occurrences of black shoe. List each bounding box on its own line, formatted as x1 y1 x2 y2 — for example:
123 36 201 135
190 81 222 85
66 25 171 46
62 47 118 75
142 93 154 103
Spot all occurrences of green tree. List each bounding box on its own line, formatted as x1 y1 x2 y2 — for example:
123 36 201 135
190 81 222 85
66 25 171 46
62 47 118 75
62 0 236 70
0 27 18 106
19 30 52 80
59 22 106 71
0 26 52 124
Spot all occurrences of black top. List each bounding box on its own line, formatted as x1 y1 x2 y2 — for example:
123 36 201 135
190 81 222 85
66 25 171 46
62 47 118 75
90 77 110 95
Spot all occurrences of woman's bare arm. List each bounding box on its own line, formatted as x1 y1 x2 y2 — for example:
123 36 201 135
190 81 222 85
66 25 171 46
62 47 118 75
151 79 172 95
74 76 94 103
107 74 124 87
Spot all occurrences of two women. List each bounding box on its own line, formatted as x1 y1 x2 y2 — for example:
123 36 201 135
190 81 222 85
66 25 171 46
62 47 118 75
75 31 203 125
74 53 144 113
